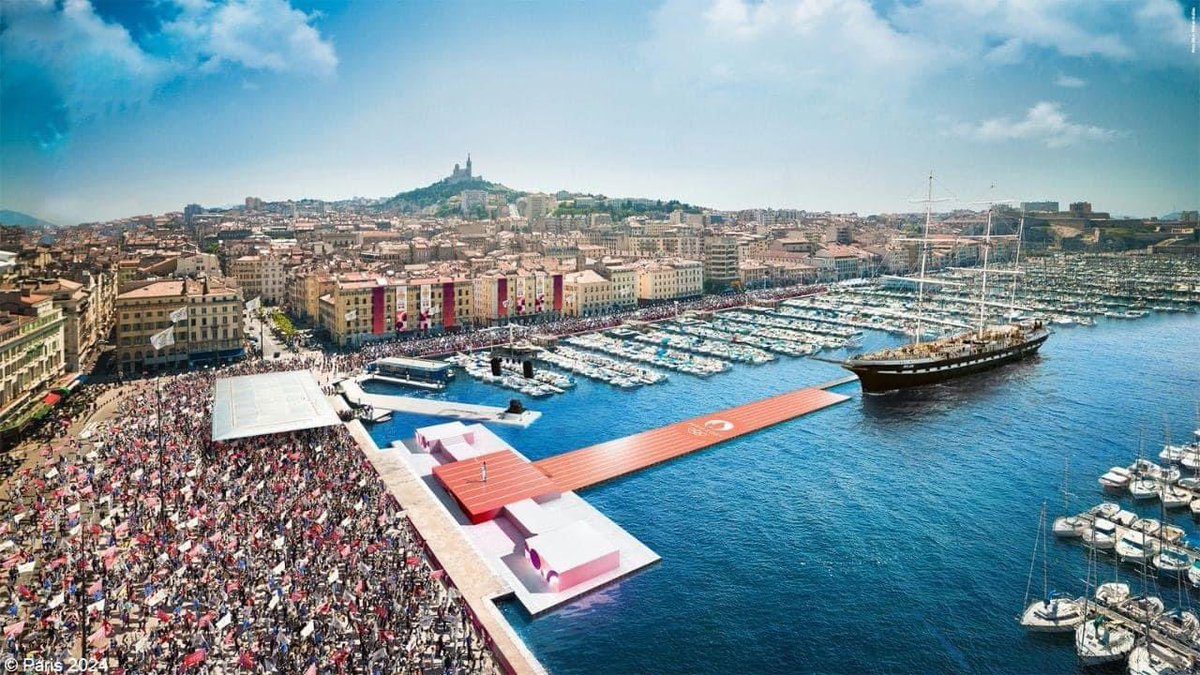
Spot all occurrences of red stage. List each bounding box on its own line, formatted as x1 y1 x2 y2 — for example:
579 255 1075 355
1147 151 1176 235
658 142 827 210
431 450 560 524
431 386 848 522
534 387 848 492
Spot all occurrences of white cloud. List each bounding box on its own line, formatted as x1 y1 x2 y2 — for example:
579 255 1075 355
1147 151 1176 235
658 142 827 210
642 0 1191 99
0 0 336 127
889 0 1189 67
952 102 1121 148
1055 74 1086 88
163 0 338 77
645 0 936 100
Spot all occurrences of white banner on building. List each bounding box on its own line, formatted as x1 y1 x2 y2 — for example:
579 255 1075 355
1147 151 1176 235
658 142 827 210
515 277 526 314
396 286 408 332
150 326 175 351
169 307 188 323
345 309 357 322
245 297 261 312
419 284 432 330
535 274 546 312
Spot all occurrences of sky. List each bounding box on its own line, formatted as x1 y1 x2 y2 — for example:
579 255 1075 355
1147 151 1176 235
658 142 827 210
0 0 1196 224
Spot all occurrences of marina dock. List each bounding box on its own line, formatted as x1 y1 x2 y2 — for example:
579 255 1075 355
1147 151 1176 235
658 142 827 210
534 387 849 492
339 377 542 427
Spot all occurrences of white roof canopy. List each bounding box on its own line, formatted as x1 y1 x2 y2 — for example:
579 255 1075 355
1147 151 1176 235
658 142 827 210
211 370 341 441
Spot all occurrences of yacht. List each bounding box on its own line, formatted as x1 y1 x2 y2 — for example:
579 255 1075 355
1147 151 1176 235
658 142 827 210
1020 594 1087 633
1130 476 1160 501
1152 545 1192 575
1159 485 1192 509
1152 609 1200 644
1116 531 1159 564
1091 503 1121 520
1119 596 1166 624
1053 515 1084 539
1128 641 1196 675
1075 617 1136 667
1131 459 1180 484
1101 467 1134 493
1095 582 1131 608
1084 519 1118 550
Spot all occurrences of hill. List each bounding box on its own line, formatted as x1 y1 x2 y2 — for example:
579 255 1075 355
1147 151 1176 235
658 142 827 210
0 209 55 228
380 177 524 213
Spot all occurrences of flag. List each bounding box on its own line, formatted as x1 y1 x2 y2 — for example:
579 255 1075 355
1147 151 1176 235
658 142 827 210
150 326 175 351
345 309 357 322
245 297 261 312
169 306 188 323
182 649 207 669
4 621 24 638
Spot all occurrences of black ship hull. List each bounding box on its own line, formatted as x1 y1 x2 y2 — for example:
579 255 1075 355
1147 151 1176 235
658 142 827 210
842 330 1049 394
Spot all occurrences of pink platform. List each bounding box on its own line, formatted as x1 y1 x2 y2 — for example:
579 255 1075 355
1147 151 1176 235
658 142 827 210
524 521 621 591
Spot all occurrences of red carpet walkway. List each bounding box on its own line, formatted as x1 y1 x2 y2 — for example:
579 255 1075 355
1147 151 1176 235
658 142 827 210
533 387 849 492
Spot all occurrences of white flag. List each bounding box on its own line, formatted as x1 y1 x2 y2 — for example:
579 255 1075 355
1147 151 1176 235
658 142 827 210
150 326 175 351
245 296 261 311
345 309 357 322
169 306 188 323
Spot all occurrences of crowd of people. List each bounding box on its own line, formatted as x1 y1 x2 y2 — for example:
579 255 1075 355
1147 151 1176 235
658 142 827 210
2 360 500 673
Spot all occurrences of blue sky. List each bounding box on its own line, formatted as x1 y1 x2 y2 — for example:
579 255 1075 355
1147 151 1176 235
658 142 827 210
1 0 1196 224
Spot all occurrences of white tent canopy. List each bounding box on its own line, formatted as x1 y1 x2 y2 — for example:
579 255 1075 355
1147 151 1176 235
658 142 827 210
211 370 341 441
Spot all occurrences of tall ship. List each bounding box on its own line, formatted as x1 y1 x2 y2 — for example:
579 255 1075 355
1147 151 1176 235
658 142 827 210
842 174 1050 394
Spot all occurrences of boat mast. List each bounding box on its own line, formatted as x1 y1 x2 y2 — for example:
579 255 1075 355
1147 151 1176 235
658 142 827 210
1009 211 1025 319
915 171 933 345
977 206 994 337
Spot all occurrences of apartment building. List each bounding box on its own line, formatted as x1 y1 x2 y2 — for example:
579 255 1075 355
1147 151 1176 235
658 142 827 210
0 290 65 427
703 236 742 290
230 254 286 305
632 258 704 302
115 278 245 373
318 276 475 347
16 277 106 372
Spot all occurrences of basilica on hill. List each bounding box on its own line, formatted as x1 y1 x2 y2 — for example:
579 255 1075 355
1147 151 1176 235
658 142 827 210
447 154 474 183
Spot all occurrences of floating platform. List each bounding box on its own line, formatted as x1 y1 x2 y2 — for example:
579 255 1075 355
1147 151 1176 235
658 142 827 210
433 450 561 524
534 386 848 492
340 378 541 428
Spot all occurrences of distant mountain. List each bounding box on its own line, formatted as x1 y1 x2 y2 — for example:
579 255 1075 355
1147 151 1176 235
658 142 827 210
0 209 55 228
380 177 524 213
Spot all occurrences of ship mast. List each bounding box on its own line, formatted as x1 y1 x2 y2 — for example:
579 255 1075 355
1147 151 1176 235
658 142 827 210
978 206 994 337
915 171 934 345
1008 211 1025 317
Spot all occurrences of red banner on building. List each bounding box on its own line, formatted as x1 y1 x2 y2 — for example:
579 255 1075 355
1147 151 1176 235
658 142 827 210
442 282 455 329
552 274 563 312
498 278 508 318
371 286 386 335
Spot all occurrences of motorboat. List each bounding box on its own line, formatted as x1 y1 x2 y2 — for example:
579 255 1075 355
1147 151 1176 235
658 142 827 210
1112 509 1140 527
1132 518 1162 537
1188 561 1200 589
1084 519 1118 550
1100 467 1133 492
1179 477 1200 492
1130 476 1160 501
1191 498 1200 520
1131 459 1180 484
1075 616 1136 667
1020 594 1087 633
1116 531 1159 564
1095 582 1130 608
1152 545 1192 575
1128 641 1196 675
1053 516 1084 539
1090 503 1121 520
1160 485 1193 509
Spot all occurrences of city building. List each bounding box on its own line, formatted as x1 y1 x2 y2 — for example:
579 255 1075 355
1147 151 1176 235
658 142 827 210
460 190 488 217
318 276 475 347
563 270 613 317
115 278 245 373
229 254 286 305
703 236 742 291
15 277 107 372
0 289 65 429
1021 201 1059 213
632 259 703 303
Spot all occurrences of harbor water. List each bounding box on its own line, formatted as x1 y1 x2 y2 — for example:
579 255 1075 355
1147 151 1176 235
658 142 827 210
367 312 1200 674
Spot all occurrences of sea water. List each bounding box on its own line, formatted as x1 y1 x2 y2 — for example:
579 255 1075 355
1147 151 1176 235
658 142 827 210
367 313 1200 674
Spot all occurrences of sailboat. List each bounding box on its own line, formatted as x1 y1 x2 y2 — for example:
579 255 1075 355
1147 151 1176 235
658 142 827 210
1052 457 1083 538
1078 523 1137 665
1021 503 1087 632
842 175 1049 393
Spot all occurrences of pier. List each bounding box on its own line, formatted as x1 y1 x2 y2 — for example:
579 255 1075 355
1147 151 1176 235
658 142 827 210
534 386 848 492
339 377 542 427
